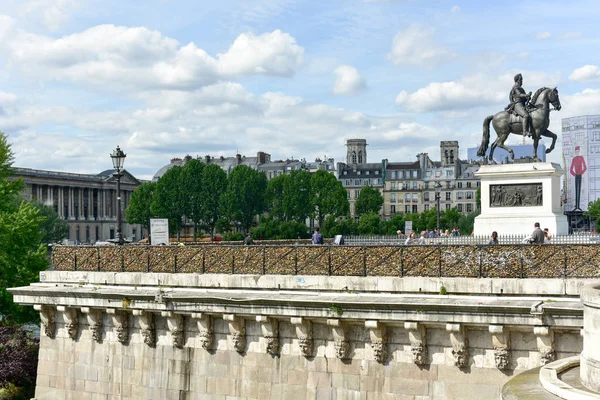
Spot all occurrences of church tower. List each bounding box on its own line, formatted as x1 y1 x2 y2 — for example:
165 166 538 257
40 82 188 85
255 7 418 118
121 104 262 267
440 141 459 167
346 139 367 165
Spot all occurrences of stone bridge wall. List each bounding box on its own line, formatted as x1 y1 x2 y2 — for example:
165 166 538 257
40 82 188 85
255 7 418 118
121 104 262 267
11 272 589 400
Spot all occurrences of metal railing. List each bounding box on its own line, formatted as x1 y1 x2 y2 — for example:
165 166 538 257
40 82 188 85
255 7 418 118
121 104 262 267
51 243 600 278
343 234 600 245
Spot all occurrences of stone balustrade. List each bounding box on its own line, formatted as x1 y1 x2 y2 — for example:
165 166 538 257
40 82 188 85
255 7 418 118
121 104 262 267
10 271 589 399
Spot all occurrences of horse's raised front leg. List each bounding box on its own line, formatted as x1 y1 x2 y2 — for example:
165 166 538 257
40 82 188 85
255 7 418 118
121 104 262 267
541 129 557 153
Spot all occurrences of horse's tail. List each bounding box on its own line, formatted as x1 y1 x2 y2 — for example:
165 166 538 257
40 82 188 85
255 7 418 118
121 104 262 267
477 115 494 157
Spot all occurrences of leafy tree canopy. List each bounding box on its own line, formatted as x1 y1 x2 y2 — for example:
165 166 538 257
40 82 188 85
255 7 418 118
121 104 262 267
310 170 349 227
125 181 156 233
355 185 383 216
220 165 267 232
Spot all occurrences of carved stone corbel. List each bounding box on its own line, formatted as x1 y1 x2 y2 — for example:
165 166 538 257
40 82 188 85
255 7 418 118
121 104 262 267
192 313 213 351
257 315 279 356
366 320 387 364
35 305 56 339
57 306 78 340
291 317 313 357
534 326 555 365
224 314 246 353
405 322 428 365
489 325 510 370
81 307 103 343
447 323 469 368
162 312 184 348
107 309 129 345
327 319 350 360
133 310 155 347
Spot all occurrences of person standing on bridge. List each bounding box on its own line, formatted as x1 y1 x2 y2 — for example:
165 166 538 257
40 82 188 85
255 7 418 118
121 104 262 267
312 227 324 244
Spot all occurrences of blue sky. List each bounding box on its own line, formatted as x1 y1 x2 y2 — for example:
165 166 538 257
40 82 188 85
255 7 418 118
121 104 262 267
0 0 599 179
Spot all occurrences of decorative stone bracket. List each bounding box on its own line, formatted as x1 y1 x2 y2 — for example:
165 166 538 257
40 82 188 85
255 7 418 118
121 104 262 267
405 322 427 365
57 306 78 340
489 325 510 370
81 307 103 343
447 323 469 368
107 309 129 345
366 320 387 364
534 326 555 365
134 310 156 347
328 319 350 360
257 315 279 356
162 312 184 348
35 305 56 339
192 313 213 351
291 317 313 357
224 314 246 353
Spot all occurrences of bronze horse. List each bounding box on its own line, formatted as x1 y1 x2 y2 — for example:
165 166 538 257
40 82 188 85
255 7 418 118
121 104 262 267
477 87 561 162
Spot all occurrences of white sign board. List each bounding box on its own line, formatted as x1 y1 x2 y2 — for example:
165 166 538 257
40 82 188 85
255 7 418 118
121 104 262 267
404 221 413 236
150 218 169 246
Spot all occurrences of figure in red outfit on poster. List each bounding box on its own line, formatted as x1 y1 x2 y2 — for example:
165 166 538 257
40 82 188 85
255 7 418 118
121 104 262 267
570 145 587 211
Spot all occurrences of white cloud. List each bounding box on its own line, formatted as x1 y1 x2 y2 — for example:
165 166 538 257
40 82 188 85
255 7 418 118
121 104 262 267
396 71 561 112
388 24 454 66
536 32 552 39
569 65 600 82
560 31 581 39
332 65 366 95
21 0 79 31
451 5 461 13
0 18 304 90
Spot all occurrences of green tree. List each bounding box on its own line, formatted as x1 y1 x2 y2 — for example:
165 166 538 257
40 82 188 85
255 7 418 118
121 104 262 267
441 208 461 231
586 198 600 231
265 174 289 220
32 202 68 244
358 212 383 235
151 166 186 240
0 132 48 323
199 164 227 239
181 159 205 239
220 165 267 232
311 170 349 227
125 181 156 234
382 213 406 235
321 215 358 237
355 185 384 216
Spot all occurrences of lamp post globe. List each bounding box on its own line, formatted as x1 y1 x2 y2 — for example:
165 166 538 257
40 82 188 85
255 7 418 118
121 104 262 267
110 146 127 245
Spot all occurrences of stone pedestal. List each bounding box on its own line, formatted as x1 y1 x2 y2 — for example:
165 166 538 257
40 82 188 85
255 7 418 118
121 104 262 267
474 162 568 236
580 282 600 393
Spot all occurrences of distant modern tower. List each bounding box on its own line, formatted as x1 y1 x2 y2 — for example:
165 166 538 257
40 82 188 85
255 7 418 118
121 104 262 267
346 139 367 165
440 141 459 167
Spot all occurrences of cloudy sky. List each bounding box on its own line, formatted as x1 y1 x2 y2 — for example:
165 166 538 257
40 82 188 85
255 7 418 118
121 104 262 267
1 0 599 180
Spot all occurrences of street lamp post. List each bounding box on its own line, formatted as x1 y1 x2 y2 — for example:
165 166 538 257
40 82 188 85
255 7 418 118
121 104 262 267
110 146 127 245
435 181 442 232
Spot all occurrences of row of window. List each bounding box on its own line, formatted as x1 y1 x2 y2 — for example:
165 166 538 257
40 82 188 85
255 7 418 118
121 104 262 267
388 170 419 179
344 178 382 187
388 181 477 191
342 169 380 176
388 203 475 214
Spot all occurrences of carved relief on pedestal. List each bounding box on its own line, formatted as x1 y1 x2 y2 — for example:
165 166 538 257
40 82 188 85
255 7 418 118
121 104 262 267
162 312 184 348
57 306 79 340
35 305 56 339
534 326 555 366
489 325 510 370
405 322 428 365
81 307 103 343
328 319 350 360
193 313 213 351
224 314 246 353
291 317 313 358
257 316 279 356
108 309 129 345
447 323 469 368
366 320 387 364
134 310 155 347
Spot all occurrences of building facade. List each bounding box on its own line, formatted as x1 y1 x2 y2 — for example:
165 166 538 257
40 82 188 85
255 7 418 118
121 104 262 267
13 168 143 243
562 115 600 213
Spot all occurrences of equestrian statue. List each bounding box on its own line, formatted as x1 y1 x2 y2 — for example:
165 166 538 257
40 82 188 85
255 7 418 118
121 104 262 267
477 73 562 162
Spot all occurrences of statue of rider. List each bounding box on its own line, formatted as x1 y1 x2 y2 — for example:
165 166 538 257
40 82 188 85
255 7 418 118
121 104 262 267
506 73 532 138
